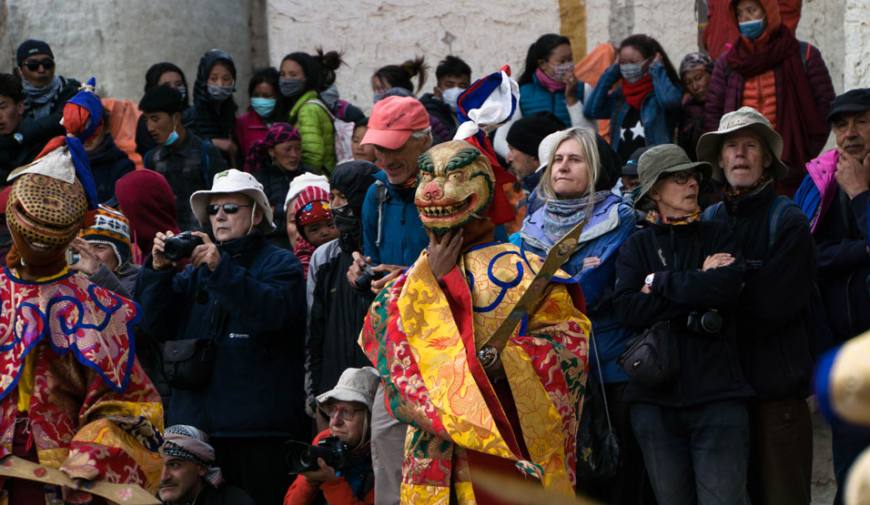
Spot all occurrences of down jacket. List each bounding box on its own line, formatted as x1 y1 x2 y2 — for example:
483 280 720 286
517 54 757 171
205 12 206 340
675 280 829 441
289 90 336 174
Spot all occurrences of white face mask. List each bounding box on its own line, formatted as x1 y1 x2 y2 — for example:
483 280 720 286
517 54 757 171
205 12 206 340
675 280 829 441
441 87 463 112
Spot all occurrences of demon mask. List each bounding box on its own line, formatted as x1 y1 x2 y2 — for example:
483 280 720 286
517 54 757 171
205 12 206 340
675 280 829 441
415 141 494 234
7 173 87 273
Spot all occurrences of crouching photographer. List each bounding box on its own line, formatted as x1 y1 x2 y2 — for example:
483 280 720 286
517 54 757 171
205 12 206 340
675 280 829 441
284 367 378 505
135 169 307 505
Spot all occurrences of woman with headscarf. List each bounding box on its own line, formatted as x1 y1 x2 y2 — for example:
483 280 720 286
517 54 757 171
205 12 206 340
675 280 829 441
677 52 714 162
704 0 835 195
305 161 379 421
249 122 313 247
136 62 193 157
187 49 240 167
114 168 180 262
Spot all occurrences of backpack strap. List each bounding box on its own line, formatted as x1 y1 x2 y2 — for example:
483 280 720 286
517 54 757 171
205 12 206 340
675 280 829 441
373 180 390 249
767 195 797 251
701 201 724 222
200 139 213 187
799 41 810 71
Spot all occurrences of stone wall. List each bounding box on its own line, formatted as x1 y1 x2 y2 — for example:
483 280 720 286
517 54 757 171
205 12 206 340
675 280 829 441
0 0 255 104
266 0 561 112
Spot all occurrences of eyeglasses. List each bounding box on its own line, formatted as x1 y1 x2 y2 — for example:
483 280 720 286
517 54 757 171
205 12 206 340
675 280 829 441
663 170 701 185
206 203 252 216
22 59 54 71
319 405 364 422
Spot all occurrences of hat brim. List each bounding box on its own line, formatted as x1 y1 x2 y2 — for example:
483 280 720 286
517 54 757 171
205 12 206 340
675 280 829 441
696 123 787 182
361 128 412 150
827 104 870 123
634 160 712 204
190 188 276 233
316 388 372 410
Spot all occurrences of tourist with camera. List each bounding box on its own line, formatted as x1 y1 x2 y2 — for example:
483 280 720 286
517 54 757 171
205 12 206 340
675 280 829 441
698 107 817 505
612 144 753 505
284 367 379 505
135 168 307 505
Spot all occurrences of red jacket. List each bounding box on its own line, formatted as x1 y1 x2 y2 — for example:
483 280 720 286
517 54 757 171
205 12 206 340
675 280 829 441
283 429 374 505
235 110 269 172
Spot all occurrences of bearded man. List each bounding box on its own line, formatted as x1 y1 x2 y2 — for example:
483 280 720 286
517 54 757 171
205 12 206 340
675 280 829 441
359 140 590 505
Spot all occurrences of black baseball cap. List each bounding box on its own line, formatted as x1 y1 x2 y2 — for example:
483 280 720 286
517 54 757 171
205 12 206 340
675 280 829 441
16 39 53 66
827 88 870 123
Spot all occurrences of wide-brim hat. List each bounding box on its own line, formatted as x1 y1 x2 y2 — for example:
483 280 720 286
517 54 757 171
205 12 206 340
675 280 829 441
316 367 380 411
635 144 711 204
696 107 787 182
190 169 275 232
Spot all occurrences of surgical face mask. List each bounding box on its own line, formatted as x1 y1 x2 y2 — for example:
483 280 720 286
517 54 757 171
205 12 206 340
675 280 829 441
321 84 340 109
279 78 305 98
739 19 765 40
250 97 276 118
441 87 463 112
164 121 180 147
554 62 575 80
207 84 235 102
620 63 645 84
332 205 361 252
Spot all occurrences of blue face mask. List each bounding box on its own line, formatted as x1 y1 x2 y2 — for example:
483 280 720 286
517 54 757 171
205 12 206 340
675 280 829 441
164 129 179 146
739 19 765 40
251 97 276 118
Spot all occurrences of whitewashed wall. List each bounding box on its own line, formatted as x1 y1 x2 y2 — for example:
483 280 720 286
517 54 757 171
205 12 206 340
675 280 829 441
0 0 255 104
266 0 561 113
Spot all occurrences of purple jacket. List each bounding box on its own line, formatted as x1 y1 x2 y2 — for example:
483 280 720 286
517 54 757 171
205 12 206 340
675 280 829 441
704 43 835 192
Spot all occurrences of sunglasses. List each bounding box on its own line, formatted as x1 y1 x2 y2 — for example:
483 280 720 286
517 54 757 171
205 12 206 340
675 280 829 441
206 203 252 216
663 170 702 185
22 59 54 71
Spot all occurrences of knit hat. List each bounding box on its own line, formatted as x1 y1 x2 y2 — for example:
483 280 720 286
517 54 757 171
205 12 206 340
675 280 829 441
293 186 332 229
635 144 711 204
16 39 53 66
506 113 565 158
623 146 652 178
696 106 787 182
244 122 300 173
679 52 714 77
285 173 330 211
138 85 186 114
80 205 132 267
190 169 275 232
160 425 223 488
316 367 381 411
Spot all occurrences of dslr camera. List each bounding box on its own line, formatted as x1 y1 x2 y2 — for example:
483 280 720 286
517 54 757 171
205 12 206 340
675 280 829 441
163 232 204 261
285 436 350 474
686 309 724 334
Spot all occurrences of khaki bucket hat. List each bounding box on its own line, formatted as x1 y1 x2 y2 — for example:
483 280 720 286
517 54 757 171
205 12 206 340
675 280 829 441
635 144 711 204
696 106 788 182
190 169 275 233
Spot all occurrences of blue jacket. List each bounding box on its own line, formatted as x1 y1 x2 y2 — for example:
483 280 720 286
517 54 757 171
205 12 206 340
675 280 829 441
519 75 584 127
135 233 308 438
361 171 429 266
516 197 636 383
583 63 683 154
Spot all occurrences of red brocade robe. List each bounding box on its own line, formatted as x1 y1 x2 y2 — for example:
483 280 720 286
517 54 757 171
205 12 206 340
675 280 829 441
0 267 163 502
359 243 590 505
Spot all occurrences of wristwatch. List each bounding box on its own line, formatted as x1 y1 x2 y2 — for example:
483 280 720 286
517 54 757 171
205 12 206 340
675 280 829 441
644 273 655 289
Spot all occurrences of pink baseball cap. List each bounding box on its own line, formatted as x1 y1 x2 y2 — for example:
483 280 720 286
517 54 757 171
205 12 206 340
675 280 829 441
361 96 430 150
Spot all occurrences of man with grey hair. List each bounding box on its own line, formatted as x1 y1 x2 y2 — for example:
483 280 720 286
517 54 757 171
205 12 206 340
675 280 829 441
347 95 431 505
698 106 816 505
